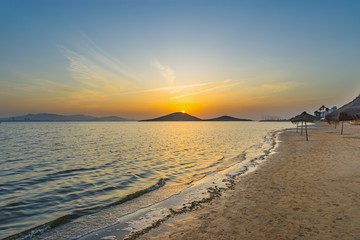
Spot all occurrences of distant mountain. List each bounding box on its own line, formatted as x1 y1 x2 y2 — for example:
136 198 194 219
205 115 253 121
140 112 202 121
98 116 131 121
0 113 132 122
140 112 254 122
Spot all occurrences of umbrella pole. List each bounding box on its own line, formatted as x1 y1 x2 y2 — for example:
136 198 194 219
341 121 344 135
305 121 308 141
301 121 303 136
296 122 299 133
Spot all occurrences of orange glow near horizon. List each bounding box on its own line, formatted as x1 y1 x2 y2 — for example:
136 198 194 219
1 2 360 121
0 69 336 120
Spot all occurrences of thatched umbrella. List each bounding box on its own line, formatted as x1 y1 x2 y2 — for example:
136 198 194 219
291 112 320 141
289 116 300 133
325 94 360 134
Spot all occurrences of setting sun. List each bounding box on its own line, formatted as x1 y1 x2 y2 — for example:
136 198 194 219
1 1 360 239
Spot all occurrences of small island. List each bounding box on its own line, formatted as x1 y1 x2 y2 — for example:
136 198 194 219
140 112 201 121
205 115 252 121
140 112 253 121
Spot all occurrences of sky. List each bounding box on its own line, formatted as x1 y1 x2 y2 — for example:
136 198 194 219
1 0 360 120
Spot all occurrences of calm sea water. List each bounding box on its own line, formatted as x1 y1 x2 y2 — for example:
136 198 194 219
0 121 292 239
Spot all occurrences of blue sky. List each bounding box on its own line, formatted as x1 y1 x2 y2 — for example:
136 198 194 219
1 0 360 119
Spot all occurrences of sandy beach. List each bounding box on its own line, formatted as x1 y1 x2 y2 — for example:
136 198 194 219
138 122 360 240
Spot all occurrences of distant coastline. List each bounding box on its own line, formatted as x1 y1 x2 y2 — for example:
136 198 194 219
259 119 290 122
0 113 133 122
1 112 292 122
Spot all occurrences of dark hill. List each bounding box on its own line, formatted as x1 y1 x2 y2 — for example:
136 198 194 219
205 115 253 121
140 112 202 121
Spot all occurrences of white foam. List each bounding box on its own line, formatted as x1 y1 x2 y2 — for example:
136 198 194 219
101 236 117 240
17 226 51 240
123 207 170 234
119 130 284 239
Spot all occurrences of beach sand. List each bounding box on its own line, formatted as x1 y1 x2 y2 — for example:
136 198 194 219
138 123 360 240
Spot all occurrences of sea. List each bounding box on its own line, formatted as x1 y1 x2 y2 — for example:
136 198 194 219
0 121 293 240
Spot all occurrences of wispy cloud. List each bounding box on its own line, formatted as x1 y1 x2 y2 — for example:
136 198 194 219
126 82 212 94
171 79 240 99
79 33 141 82
124 79 241 100
152 60 175 86
60 47 123 92
59 35 142 96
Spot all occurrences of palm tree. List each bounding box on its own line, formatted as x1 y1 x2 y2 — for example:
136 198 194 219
325 107 330 115
314 110 321 118
319 105 326 118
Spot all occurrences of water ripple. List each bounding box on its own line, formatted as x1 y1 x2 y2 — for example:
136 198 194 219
0 121 292 239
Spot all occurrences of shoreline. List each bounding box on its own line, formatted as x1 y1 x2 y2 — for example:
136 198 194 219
122 129 285 240
72 126 289 240
138 122 360 239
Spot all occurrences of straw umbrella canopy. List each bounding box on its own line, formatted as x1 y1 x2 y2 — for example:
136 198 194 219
325 94 360 134
291 112 320 123
291 112 320 141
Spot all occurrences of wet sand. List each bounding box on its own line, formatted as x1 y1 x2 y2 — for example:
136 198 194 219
138 123 360 239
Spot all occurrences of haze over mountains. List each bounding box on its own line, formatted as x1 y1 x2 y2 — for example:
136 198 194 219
0 113 131 122
140 112 253 121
